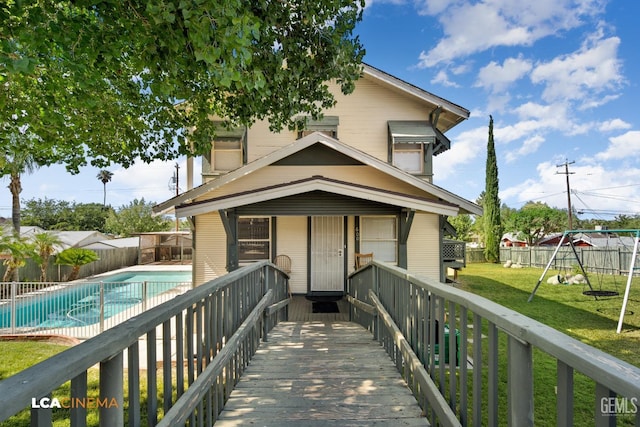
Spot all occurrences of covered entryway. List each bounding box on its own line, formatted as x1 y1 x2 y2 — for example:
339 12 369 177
310 216 345 294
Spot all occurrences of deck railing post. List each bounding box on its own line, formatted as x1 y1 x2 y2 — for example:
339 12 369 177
100 352 124 426
508 335 534 427
373 266 379 342
262 266 270 342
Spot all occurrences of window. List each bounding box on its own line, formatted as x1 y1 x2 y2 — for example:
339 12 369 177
360 216 397 264
297 116 339 139
204 124 246 174
392 143 424 174
238 217 271 262
212 139 243 171
388 121 449 178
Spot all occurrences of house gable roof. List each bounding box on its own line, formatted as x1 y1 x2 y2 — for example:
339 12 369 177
155 132 481 216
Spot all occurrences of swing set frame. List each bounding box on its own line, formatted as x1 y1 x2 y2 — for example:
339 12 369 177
527 229 640 333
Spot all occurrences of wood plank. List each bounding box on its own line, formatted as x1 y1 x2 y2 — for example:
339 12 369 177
215 321 429 426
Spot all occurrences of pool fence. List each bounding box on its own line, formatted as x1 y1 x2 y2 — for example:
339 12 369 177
0 278 191 339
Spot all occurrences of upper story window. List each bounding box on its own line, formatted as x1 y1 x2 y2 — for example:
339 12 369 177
297 116 339 139
393 143 424 174
203 124 247 174
388 120 450 180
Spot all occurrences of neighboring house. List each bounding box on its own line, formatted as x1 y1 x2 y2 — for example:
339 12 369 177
3 227 109 252
501 233 528 247
82 236 140 251
154 63 482 296
570 232 636 248
48 231 111 251
136 231 192 264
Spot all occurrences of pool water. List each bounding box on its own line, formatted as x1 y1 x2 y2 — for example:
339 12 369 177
1 270 191 329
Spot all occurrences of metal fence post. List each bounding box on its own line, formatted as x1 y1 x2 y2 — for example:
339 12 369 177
99 282 105 333
10 282 17 334
142 281 147 312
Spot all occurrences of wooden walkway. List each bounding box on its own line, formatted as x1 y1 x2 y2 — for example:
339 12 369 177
215 321 429 426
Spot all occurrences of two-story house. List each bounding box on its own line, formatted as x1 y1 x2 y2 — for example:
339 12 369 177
154 64 482 296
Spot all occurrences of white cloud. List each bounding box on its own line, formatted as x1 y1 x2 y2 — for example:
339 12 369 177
500 159 640 215
417 0 604 67
504 134 545 162
598 119 631 132
530 31 623 104
475 56 533 92
430 69 460 87
595 131 640 161
433 126 486 179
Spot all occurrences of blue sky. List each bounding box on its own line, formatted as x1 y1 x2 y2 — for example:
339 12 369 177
2 0 639 221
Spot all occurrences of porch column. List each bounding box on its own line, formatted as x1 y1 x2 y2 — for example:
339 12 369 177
219 209 239 271
398 209 415 269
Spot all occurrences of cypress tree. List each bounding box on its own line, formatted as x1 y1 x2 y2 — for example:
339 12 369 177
484 115 502 262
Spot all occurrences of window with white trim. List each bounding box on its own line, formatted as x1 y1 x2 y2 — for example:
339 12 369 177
360 216 397 264
392 143 424 174
238 217 271 262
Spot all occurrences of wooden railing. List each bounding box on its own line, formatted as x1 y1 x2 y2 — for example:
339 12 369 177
348 261 640 427
0 261 290 426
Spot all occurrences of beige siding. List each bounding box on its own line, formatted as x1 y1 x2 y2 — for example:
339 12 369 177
194 212 227 286
246 76 432 164
195 165 436 203
275 216 308 294
407 213 441 281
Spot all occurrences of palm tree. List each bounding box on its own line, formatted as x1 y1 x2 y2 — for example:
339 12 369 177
55 248 99 281
3 141 38 236
32 232 63 282
0 234 37 282
96 169 114 208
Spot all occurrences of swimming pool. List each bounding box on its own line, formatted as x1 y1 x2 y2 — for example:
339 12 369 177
0 270 192 330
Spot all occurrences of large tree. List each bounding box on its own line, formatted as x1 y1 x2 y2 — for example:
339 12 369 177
511 202 567 246
104 198 173 237
483 115 501 262
2 1 365 170
21 198 112 232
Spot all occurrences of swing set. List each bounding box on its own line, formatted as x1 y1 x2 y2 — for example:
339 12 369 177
528 229 640 333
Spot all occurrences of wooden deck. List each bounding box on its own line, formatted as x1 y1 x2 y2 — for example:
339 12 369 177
287 295 350 322
215 321 429 426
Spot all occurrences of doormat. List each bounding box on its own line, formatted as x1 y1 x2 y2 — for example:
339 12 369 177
312 301 340 313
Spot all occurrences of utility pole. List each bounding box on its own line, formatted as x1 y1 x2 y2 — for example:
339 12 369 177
556 159 575 230
174 163 179 231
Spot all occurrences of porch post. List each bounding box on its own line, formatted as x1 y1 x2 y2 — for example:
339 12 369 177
398 209 414 269
219 209 239 271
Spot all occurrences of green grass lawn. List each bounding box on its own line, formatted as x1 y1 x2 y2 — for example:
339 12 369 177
455 263 640 426
457 262 640 367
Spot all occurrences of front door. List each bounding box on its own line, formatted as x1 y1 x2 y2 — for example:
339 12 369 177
310 216 344 293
